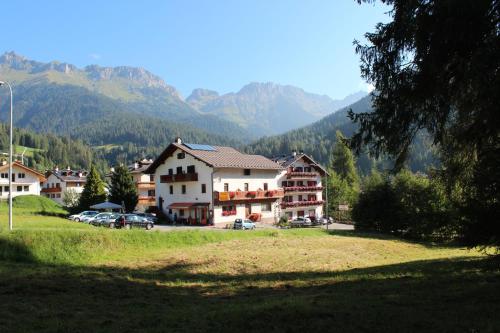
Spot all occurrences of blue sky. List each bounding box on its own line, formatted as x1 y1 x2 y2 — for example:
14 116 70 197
1 0 390 99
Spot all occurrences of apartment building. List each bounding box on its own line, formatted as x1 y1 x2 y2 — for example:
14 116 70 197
146 138 284 225
0 161 46 199
42 167 87 205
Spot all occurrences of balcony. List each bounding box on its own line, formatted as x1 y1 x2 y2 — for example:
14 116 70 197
283 186 323 192
286 171 319 179
137 182 155 189
215 189 285 203
41 187 62 193
138 196 156 202
281 200 324 209
160 173 198 183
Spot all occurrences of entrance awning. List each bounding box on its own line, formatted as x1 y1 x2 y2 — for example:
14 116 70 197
168 202 210 209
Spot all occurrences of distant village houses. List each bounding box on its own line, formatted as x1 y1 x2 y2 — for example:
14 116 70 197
42 167 87 205
0 161 46 199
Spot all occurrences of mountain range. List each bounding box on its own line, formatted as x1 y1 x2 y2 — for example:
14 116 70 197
0 51 367 140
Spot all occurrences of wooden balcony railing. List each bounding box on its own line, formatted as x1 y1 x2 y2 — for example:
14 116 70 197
283 186 323 192
286 171 319 179
137 182 155 189
281 200 324 208
138 196 156 202
215 189 285 202
160 173 198 183
41 187 62 193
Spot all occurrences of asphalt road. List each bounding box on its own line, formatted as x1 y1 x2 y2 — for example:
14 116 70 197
154 222 354 232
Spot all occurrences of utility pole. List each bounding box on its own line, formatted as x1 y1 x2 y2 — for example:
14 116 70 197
0 81 13 231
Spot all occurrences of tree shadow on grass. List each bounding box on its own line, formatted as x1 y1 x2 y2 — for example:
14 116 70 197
0 236 498 332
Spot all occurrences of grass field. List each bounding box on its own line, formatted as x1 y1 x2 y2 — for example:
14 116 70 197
0 196 498 332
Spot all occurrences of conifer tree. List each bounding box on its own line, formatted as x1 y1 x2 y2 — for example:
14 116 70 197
330 130 360 186
108 165 138 213
78 165 107 210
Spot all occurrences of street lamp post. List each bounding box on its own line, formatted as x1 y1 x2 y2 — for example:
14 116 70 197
0 81 13 231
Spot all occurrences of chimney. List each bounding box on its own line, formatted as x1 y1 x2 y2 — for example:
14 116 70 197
110 167 115 173
1 160 6 166
134 162 139 170
292 150 297 157
78 171 83 177
67 166 71 171
175 137 182 144
55 166 59 172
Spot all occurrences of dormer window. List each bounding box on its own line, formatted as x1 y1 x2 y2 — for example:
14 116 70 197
177 152 185 160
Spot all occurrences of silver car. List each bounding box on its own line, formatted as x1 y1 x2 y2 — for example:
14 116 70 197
290 216 313 228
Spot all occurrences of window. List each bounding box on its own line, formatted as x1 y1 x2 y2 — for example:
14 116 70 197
305 167 312 172
244 183 249 191
179 209 185 217
56 193 61 198
187 165 195 174
1 173 7 179
298 195 303 201
51 194 55 198
150 174 154 182
4 186 9 192
284 195 292 202
297 211 305 217
168 168 173 175
263 183 268 191
17 186 22 192
176 166 183 174
182 185 186 194
222 205 236 216
76 183 81 187
56 183 61 188
261 202 272 212
201 184 206 193
308 210 316 217
148 189 155 197
169 185 173 194
18 173 25 179
297 181 304 186
224 183 229 192
177 152 185 159
24 186 29 191
168 209 172 215
244 169 251 176
286 212 293 220
282 181 288 187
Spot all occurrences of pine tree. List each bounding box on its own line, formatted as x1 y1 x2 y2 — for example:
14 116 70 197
330 130 360 186
108 165 138 213
78 165 107 210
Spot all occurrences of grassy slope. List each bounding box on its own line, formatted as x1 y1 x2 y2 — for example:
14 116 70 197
0 199 498 332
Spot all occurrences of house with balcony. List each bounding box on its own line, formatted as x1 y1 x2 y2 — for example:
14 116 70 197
146 138 284 225
128 159 156 212
0 161 46 199
272 152 328 220
42 167 87 205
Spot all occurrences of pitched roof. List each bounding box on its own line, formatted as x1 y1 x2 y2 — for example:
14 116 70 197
271 153 329 176
46 169 87 183
146 142 283 173
0 161 47 182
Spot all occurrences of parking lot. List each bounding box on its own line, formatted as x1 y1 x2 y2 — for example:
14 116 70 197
154 222 354 232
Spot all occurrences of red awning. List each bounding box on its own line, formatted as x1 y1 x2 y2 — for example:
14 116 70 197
168 202 210 209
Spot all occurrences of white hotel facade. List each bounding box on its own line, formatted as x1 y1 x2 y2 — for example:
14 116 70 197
147 138 327 225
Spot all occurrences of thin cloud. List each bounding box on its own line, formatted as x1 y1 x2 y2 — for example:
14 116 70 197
89 53 101 60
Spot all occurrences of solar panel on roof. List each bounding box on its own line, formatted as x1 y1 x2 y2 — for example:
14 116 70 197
184 143 217 151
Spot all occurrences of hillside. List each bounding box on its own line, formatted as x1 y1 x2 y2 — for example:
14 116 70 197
245 96 439 173
0 52 252 142
187 82 367 136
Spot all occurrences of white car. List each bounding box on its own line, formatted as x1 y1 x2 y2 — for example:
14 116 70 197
290 216 313 228
69 211 98 222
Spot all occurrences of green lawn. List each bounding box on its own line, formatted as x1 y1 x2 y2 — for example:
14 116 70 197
0 198 498 332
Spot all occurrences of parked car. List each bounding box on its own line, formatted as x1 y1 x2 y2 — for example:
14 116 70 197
69 211 98 222
89 212 115 226
290 216 313 228
136 212 158 223
319 216 334 225
81 211 100 223
116 214 154 230
95 213 122 228
233 218 256 230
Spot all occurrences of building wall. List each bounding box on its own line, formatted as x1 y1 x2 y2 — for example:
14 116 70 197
154 148 213 219
134 172 156 212
43 174 85 205
0 165 42 199
213 167 282 224
277 158 324 220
